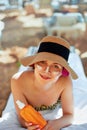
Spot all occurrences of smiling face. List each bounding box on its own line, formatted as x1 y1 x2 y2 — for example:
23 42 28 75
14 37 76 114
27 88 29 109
34 60 63 85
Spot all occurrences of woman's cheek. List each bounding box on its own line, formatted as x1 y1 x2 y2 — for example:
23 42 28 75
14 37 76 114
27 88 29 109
52 72 62 80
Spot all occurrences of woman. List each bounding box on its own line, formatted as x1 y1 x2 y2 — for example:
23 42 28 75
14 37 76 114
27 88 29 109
11 36 78 130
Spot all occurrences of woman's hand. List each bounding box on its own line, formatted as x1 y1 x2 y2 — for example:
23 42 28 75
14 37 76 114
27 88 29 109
25 122 41 130
42 120 60 130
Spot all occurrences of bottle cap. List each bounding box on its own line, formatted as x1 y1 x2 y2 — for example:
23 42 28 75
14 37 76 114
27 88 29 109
16 100 25 109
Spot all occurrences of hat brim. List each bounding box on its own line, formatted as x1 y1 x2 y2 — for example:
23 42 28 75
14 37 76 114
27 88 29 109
20 52 78 79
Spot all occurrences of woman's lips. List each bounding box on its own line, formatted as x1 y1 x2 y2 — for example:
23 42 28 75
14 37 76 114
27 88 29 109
40 74 51 80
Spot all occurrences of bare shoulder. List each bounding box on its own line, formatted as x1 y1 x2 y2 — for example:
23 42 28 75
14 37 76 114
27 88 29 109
63 76 72 85
58 76 73 89
60 76 73 95
11 70 33 90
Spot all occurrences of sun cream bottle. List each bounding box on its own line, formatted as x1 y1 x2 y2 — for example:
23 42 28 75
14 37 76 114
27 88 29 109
16 100 47 129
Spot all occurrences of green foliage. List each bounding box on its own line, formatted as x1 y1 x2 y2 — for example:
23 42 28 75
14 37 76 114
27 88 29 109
16 61 21 68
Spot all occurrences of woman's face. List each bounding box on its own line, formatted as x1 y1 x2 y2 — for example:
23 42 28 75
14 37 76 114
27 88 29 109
34 60 63 83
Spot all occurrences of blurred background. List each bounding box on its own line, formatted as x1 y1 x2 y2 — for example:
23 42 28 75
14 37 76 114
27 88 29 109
0 0 87 116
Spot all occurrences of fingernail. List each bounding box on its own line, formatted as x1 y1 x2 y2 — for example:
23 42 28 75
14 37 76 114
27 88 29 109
29 122 32 126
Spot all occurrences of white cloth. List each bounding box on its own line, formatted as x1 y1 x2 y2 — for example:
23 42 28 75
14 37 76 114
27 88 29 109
0 102 87 130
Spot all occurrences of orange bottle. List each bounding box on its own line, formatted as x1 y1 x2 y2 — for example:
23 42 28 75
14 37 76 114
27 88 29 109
16 100 47 129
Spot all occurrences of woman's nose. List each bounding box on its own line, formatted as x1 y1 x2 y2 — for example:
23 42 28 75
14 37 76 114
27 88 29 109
45 66 50 73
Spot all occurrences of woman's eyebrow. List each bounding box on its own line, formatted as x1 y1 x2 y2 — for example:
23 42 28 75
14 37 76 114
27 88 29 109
53 63 60 65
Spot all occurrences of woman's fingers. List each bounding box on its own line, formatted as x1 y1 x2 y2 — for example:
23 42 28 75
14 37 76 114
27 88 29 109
25 122 40 130
25 122 32 127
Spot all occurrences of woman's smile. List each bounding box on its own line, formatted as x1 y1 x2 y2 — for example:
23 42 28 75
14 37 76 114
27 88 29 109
39 73 51 80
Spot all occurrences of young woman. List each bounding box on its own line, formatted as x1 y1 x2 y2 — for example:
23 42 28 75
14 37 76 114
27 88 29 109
11 36 78 130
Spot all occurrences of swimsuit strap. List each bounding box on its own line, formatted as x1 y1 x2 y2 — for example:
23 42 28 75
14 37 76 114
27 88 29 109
34 99 61 111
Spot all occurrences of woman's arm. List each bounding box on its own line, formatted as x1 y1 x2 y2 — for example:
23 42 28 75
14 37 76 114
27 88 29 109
11 71 45 130
11 72 28 128
60 76 74 126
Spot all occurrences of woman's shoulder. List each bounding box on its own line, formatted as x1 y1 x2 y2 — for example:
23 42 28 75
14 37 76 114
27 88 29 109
60 75 72 82
11 70 34 88
12 70 33 79
56 76 72 88
61 76 73 89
